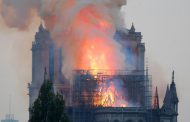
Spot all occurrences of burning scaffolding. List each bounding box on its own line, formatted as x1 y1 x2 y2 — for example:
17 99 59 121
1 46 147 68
71 69 152 122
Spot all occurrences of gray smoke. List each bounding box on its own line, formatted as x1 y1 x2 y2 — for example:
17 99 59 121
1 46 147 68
0 0 127 80
0 0 126 30
0 0 40 30
38 0 127 79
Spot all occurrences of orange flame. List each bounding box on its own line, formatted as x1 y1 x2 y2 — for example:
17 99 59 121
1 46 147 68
93 80 128 107
44 2 127 107
69 4 125 71
71 5 127 107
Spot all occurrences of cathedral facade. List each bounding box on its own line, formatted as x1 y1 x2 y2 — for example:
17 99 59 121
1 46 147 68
28 24 179 122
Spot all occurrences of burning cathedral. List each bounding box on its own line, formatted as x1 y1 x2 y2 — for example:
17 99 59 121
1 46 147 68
28 1 179 121
28 23 179 122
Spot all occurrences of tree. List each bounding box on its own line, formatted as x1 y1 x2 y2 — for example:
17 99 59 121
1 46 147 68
29 80 69 122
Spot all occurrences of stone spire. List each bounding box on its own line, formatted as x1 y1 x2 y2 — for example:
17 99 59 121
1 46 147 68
153 87 160 110
170 70 179 104
161 71 179 115
130 23 135 32
169 70 178 122
161 84 172 112
163 85 170 106
39 22 44 32
172 70 175 83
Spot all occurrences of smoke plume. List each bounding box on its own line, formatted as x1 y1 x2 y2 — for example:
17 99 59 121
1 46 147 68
0 0 127 79
0 0 40 30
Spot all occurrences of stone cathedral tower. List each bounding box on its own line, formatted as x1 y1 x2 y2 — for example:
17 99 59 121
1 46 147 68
28 24 70 107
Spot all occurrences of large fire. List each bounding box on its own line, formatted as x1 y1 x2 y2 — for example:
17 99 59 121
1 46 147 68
93 79 128 107
70 5 127 107
43 1 127 107
72 5 125 71
0 0 129 107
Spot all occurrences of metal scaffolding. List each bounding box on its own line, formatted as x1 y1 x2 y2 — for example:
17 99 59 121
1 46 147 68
71 69 152 122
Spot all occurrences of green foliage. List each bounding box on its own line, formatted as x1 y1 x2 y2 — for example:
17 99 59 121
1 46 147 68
29 80 69 122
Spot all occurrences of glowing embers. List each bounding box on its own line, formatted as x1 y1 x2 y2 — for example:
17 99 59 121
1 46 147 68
93 78 128 107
